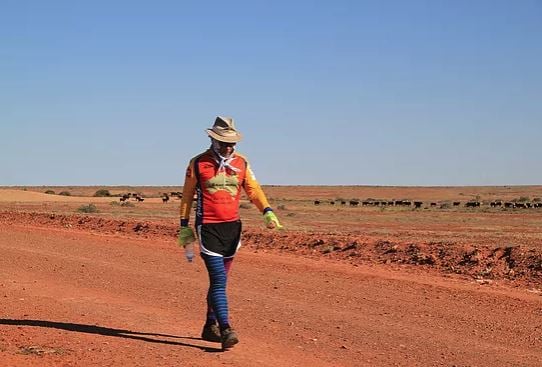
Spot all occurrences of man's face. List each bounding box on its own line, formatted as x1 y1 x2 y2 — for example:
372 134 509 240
216 140 236 157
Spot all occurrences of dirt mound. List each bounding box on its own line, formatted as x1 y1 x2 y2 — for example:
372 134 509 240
244 232 542 286
0 211 540 287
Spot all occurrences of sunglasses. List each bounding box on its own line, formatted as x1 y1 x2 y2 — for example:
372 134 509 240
217 141 236 148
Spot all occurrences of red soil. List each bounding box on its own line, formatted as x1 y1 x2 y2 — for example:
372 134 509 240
0 186 541 366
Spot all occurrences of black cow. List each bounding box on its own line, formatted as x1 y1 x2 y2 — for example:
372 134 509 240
170 192 183 199
119 193 130 202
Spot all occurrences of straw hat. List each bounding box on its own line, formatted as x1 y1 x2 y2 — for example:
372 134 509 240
206 116 243 143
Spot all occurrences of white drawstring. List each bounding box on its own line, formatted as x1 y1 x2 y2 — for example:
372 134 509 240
217 155 240 173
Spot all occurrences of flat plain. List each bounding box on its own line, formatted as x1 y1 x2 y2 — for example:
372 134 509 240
0 186 541 366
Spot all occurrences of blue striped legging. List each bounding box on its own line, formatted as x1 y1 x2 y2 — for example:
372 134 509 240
201 253 234 328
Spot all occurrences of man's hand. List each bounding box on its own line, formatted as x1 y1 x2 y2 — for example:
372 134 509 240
178 227 196 247
263 210 283 230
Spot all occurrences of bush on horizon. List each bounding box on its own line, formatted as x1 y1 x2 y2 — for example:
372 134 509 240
94 189 111 197
59 191 71 196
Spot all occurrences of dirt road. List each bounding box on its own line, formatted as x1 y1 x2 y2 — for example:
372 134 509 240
1 224 541 366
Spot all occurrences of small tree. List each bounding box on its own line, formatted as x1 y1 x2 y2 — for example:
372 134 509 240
45 190 55 195
94 189 111 197
77 204 98 213
59 191 71 196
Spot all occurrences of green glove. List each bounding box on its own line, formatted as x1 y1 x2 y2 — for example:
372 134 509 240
263 210 283 230
178 226 196 247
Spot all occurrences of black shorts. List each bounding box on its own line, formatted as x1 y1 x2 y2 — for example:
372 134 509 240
198 220 242 258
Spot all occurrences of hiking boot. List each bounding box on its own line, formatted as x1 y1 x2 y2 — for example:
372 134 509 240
201 323 221 343
220 327 239 350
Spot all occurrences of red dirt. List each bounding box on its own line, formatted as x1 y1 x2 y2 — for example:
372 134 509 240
1 211 541 366
1 211 540 287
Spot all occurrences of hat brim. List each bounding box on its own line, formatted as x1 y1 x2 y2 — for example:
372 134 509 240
206 129 243 143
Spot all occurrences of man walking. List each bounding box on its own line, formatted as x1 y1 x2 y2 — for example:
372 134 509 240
178 116 282 350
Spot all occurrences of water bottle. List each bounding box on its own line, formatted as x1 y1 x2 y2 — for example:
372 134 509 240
185 242 195 263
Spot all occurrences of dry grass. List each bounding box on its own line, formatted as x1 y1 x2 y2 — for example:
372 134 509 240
2 186 542 250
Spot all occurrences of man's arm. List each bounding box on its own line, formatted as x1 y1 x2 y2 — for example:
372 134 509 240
179 159 197 227
242 162 270 213
178 159 198 247
242 160 283 229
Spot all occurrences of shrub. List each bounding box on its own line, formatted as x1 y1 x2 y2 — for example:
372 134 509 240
77 204 98 213
59 191 71 196
121 201 135 207
239 203 251 209
518 196 530 202
277 204 287 210
44 190 55 195
94 189 111 197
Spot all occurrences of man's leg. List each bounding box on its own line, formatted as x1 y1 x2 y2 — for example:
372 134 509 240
202 254 232 329
205 257 233 326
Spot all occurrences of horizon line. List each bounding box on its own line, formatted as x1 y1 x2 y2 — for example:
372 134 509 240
2 184 542 188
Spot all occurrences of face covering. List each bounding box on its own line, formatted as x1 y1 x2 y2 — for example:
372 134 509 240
211 139 240 173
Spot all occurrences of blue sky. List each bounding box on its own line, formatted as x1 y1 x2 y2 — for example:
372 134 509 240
1 0 541 186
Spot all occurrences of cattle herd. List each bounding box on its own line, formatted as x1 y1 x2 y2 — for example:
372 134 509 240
119 193 144 202
159 192 183 203
118 192 183 203
313 199 542 209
